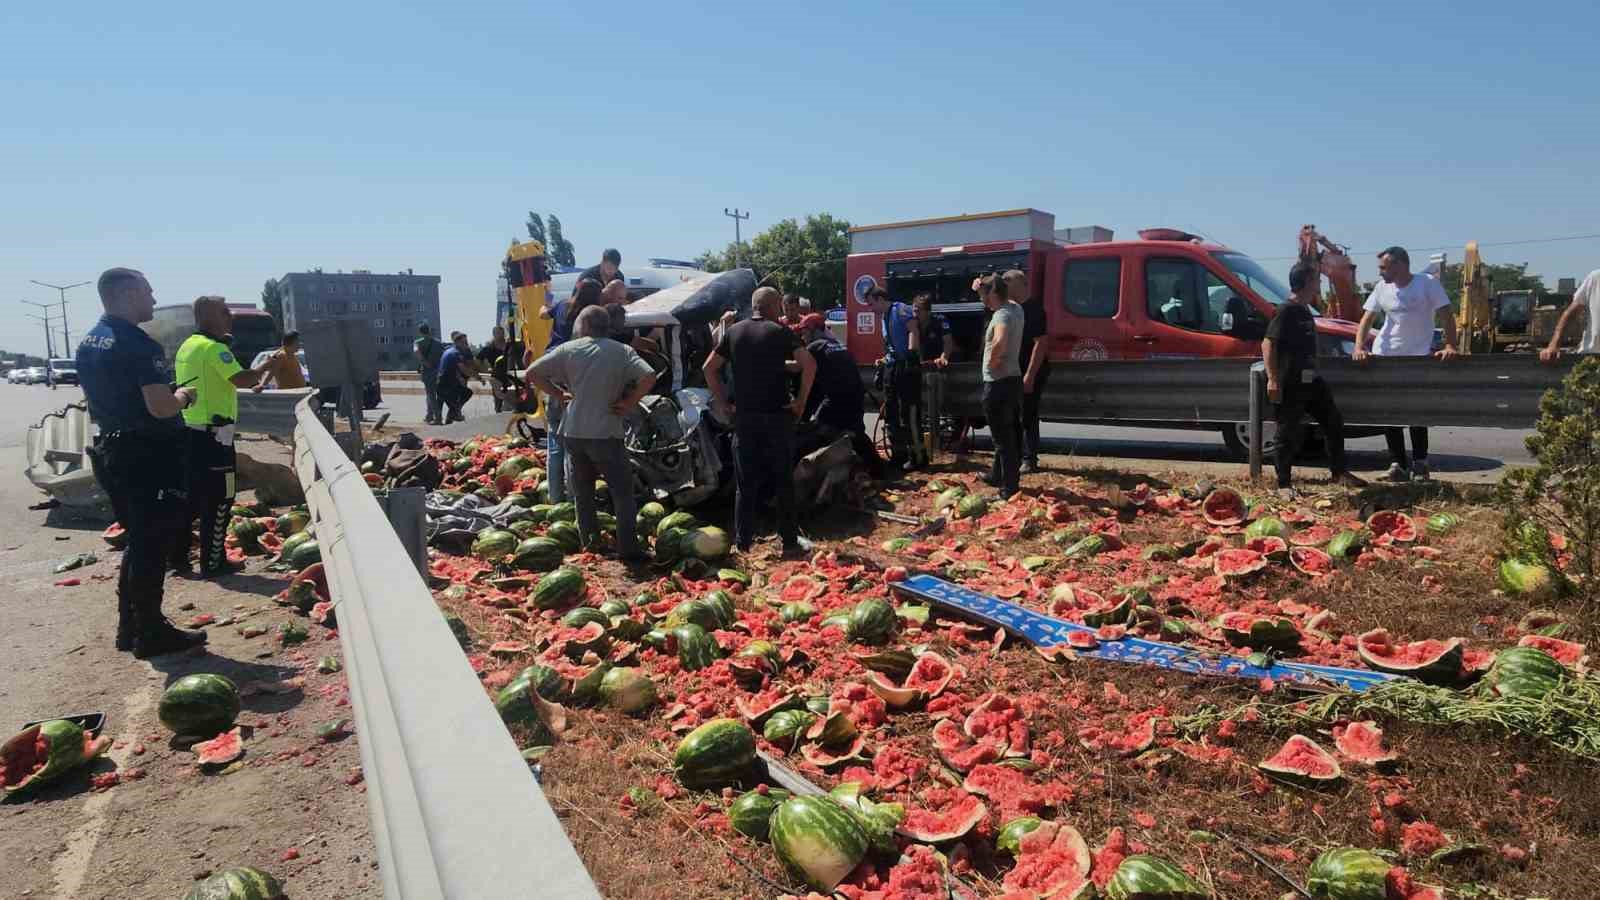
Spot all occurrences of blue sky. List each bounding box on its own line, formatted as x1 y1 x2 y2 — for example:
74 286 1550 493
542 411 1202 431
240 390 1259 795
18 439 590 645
3 1 1596 356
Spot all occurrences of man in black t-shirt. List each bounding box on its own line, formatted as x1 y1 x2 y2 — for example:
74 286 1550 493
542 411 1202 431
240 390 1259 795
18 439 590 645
1265 263 1367 497
793 315 885 479
575 248 624 297
1006 270 1052 474
704 288 817 556
477 326 512 412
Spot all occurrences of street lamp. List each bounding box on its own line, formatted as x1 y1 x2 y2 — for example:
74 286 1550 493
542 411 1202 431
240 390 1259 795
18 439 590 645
21 300 58 358
31 279 90 350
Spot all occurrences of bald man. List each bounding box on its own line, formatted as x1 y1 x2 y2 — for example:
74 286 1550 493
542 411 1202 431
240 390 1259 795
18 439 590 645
704 287 817 556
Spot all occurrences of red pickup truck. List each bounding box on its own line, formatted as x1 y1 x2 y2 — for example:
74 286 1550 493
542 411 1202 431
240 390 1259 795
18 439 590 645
844 209 1364 455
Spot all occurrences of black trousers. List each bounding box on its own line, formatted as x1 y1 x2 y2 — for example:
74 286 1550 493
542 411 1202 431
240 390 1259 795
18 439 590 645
1021 365 1050 463
733 412 797 549
89 432 187 637
441 381 472 420
1274 378 1349 488
1384 427 1429 467
983 377 1024 496
883 361 926 464
171 428 237 574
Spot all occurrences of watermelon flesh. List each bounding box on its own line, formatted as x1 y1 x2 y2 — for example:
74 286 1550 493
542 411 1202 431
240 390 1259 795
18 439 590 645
1 720 109 793
1357 629 1465 685
896 788 987 842
1290 546 1334 576
1201 488 1246 526
193 727 244 765
1258 733 1342 784
1517 634 1587 669
1002 820 1092 896
1366 510 1418 542
1213 548 1268 577
1332 720 1398 768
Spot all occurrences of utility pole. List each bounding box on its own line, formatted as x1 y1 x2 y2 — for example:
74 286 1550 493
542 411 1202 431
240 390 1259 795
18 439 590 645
31 279 90 351
22 301 58 358
723 208 750 268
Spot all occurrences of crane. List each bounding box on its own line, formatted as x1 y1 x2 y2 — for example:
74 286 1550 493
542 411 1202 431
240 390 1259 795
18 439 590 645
1297 225 1361 320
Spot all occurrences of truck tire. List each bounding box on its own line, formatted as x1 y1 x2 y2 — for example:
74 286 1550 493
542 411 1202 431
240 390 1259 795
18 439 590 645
1220 422 1326 462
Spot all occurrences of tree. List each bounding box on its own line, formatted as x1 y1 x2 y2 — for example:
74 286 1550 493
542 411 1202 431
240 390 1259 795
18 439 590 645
697 213 852 308
525 212 547 247
1438 260 1545 304
546 215 576 268
261 278 285 331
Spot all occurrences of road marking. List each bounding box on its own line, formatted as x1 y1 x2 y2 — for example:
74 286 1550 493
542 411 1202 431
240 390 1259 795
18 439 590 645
50 684 152 900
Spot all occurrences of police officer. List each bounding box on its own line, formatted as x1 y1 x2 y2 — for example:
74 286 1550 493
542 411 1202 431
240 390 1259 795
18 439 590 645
867 287 924 469
169 296 271 578
77 268 208 657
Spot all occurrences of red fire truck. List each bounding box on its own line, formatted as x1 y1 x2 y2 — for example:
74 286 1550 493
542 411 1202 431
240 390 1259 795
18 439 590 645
843 209 1365 455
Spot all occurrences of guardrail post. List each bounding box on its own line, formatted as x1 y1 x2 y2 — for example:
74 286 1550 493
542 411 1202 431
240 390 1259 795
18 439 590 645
1248 362 1264 481
381 487 429 576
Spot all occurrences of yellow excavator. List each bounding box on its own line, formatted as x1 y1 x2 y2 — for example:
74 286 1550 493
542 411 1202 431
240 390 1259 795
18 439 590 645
1457 241 1494 354
503 239 552 422
1455 242 1571 354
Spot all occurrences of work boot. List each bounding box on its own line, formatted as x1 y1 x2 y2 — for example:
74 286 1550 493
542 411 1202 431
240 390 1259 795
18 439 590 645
1411 459 1431 481
199 559 247 579
133 616 208 659
1384 463 1410 483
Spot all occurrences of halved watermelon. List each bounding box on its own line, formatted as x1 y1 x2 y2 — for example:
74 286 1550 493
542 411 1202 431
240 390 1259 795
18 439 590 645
1258 734 1342 785
1517 634 1588 671
964 694 1029 756
1289 546 1335 577
1356 628 1465 685
896 788 987 843
1332 720 1398 768
1002 820 1093 897
1289 524 1336 546
931 718 1004 772
1201 488 1246 526
1216 612 1301 651
866 651 957 709
1244 535 1289 560
1366 510 1418 543
1213 548 1269 578
779 575 825 603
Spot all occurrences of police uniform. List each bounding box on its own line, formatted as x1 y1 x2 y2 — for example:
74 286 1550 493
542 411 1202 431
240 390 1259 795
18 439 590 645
77 314 203 655
170 331 244 576
879 301 928 468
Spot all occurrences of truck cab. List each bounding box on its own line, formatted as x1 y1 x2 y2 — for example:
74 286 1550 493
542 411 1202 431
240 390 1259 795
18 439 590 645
846 210 1360 366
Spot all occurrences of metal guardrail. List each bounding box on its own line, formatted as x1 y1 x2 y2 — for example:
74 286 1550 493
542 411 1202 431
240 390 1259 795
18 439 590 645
292 396 600 900
1247 355 1577 478
236 388 318 438
936 359 1256 423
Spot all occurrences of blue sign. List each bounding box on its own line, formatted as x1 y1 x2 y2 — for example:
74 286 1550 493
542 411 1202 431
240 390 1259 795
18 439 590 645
891 574 1397 693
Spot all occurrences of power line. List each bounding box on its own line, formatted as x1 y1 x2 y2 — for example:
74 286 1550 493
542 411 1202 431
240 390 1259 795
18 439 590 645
1253 231 1600 262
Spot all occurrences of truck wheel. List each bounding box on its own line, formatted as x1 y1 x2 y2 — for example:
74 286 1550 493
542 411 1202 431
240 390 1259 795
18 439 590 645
1220 422 1281 461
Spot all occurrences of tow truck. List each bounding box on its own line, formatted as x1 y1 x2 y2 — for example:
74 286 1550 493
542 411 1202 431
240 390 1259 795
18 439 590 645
844 208 1371 457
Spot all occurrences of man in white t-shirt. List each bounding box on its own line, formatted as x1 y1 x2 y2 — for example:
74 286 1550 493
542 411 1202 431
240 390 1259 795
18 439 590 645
1353 246 1459 482
1540 269 1599 362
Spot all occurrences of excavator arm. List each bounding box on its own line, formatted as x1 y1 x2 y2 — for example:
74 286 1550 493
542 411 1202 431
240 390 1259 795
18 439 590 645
1297 225 1361 321
1456 241 1492 354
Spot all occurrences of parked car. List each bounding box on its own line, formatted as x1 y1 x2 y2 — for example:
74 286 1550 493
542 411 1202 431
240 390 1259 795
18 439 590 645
22 367 48 384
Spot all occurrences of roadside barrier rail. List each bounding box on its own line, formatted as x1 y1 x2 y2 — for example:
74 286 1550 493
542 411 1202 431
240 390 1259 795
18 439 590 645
236 388 318 438
292 395 599 900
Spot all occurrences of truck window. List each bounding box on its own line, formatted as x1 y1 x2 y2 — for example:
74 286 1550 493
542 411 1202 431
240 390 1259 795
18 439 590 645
1146 258 1245 335
1063 259 1119 317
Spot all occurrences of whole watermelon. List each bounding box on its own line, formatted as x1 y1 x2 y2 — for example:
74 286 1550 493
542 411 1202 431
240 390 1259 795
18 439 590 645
657 511 698 538
512 537 565 572
526 504 555 524
546 521 583 554
637 502 668 534
768 795 869 892
1243 516 1287 540
673 623 722 671
159 673 241 738
274 510 309 536
845 599 896 644
779 602 815 624
495 455 537 483
1484 645 1566 700
955 494 989 519
287 539 321 570
277 530 314 562
598 667 657 714
229 518 266 545
729 788 792 841
1306 846 1391 900
471 528 518 562
672 718 756 787
547 501 578 523
1105 854 1208 900
682 526 732 562
508 519 540 539
184 865 285 900
533 567 586 610
655 526 691 563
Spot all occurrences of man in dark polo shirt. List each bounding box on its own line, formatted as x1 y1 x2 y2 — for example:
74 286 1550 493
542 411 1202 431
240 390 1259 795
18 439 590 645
703 287 817 556
576 248 624 297
794 314 884 479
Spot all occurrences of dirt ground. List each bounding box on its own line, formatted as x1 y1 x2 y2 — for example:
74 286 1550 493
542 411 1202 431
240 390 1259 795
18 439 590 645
0 475 378 899
426 437 1599 900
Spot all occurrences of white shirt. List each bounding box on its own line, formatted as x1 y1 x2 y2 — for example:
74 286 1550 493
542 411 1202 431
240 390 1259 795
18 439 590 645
1575 269 1599 355
1363 273 1451 356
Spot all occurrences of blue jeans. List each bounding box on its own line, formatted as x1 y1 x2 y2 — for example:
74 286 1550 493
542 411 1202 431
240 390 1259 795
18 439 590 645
545 396 568 503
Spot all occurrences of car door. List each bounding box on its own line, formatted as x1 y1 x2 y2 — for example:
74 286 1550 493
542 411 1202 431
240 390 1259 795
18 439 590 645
1129 255 1258 358
1042 252 1128 360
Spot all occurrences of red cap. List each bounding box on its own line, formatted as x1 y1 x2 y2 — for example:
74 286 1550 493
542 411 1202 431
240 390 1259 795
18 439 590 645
792 312 826 333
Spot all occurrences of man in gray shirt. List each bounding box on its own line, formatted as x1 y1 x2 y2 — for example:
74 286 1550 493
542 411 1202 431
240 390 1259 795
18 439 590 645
525 306 657 561
980 274 1025 498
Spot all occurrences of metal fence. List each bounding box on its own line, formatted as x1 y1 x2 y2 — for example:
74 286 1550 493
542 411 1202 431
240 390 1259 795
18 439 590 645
938 359 1254 423
292 396 599 900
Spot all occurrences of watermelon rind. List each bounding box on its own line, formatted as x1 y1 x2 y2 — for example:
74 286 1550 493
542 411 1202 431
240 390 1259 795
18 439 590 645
1105 854 1209 900
779 601 815 624
1356 629 1463 685
1201 488 1245 526
159 674 242 738
1326 529 1367 560
1257 734 1342 785
1 719 107 793
1306 846 1390 900
828 781 905 854
996 815 1044 855
184 865 285 900
673 718 756 788
768 794 870 892
762 709 817 749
